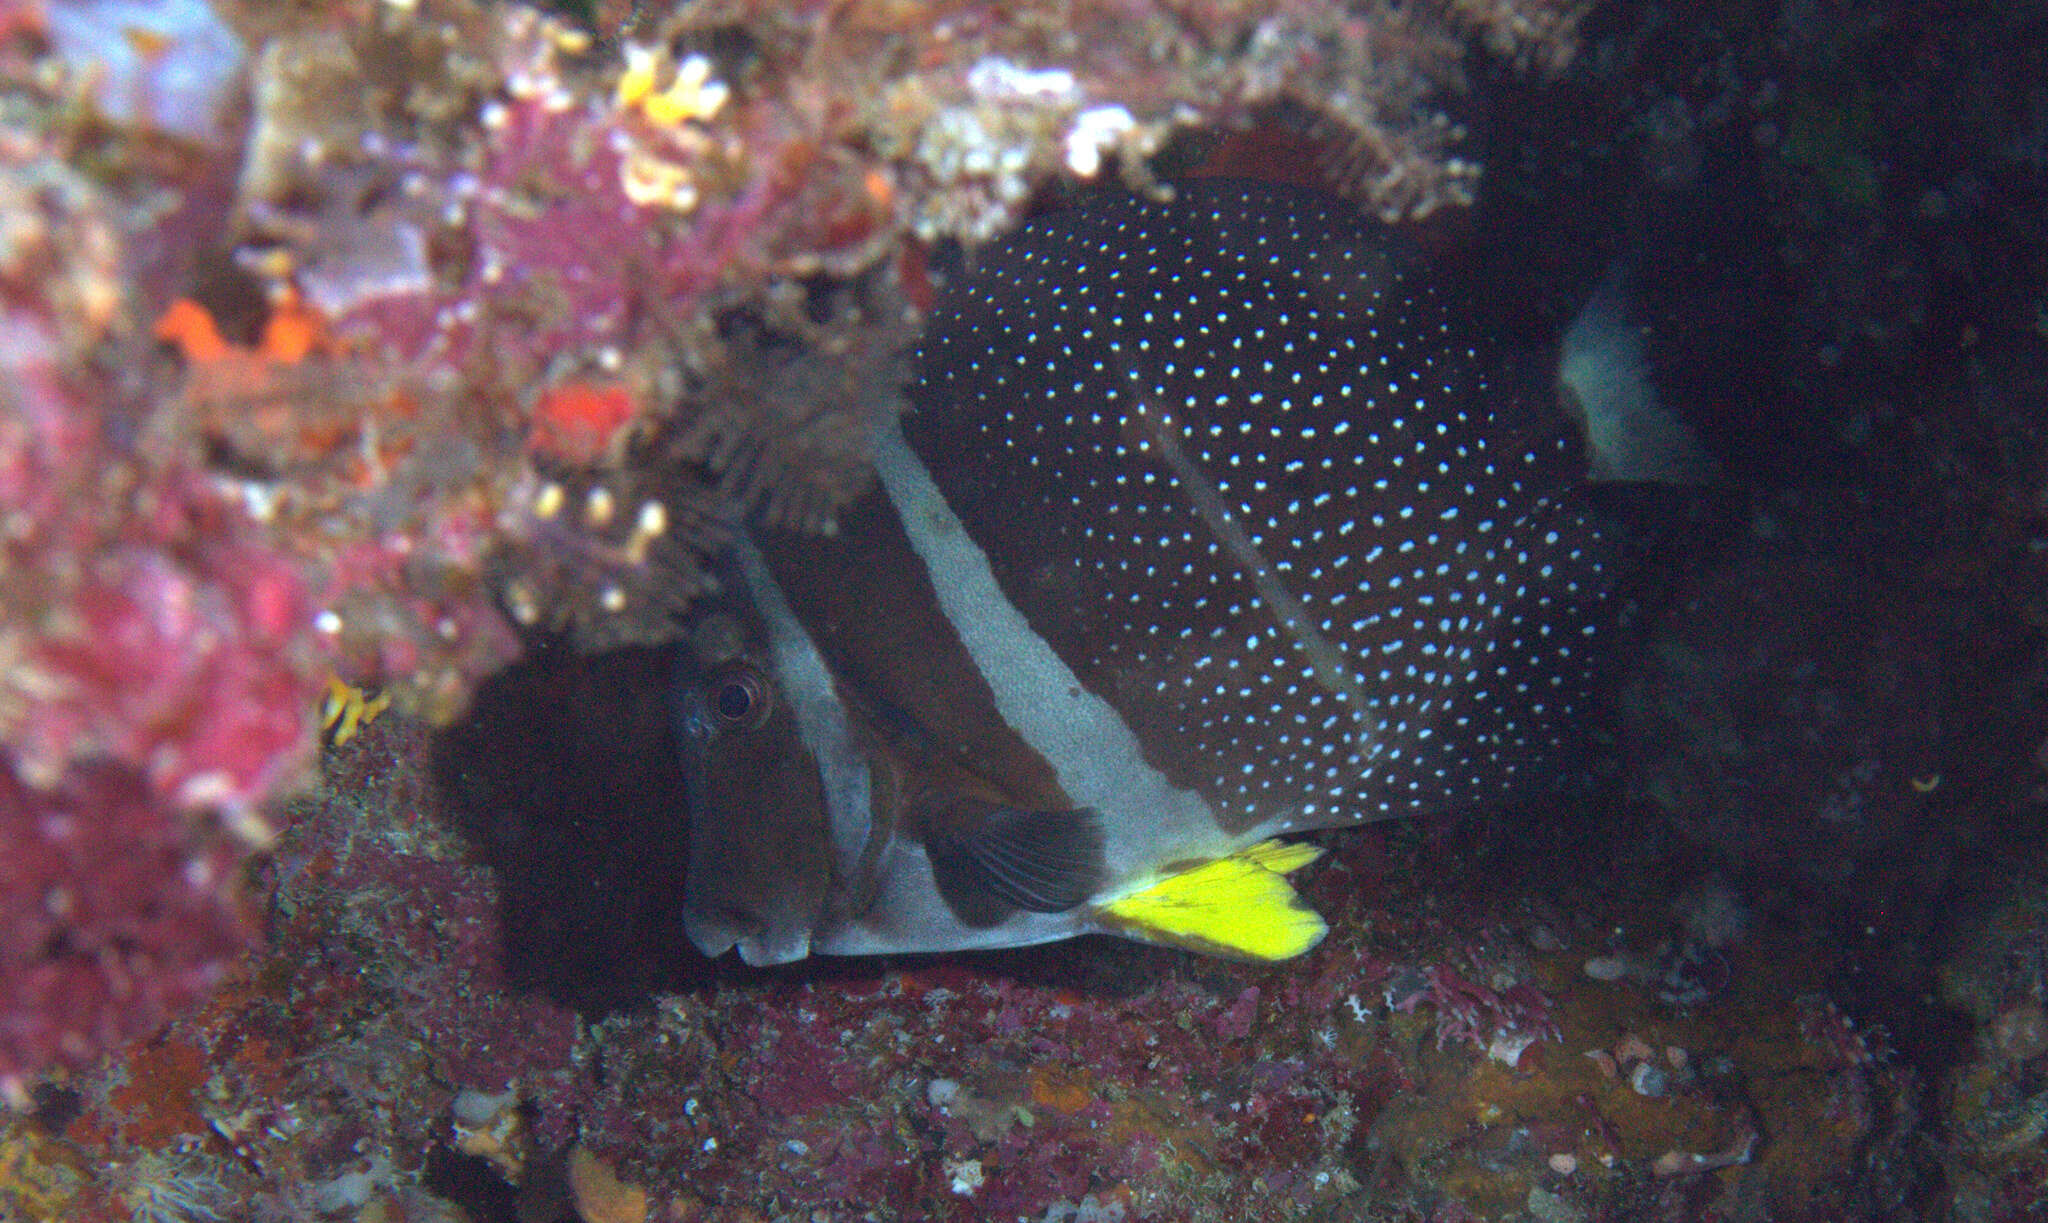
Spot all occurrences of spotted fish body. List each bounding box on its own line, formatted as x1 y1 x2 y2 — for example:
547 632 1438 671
675 180 1695 966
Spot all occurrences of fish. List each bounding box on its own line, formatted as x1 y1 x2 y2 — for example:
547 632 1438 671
671 178 1707 967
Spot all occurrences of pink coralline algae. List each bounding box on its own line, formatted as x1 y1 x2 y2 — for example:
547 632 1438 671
1386 959 1562 1053
0 143 312 1084
7 497 316 821
0 763 254 1096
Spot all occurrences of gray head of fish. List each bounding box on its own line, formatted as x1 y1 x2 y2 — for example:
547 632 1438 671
670 602 838 967
669 536 1106 965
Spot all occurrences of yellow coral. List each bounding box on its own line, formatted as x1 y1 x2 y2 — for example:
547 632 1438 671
619 148 702 213
613 46 735 215
616 46 729 127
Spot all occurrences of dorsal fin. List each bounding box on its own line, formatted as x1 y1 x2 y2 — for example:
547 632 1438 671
1559 263 1716 485
924 802 1107 927
1092 840 1329 962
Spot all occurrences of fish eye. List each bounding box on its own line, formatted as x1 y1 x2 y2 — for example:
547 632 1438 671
708 664 772 730
716 681 754 720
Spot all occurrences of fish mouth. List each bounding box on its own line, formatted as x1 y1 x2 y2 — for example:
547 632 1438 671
682 910 742 961
684 910 813 967
737 929 813 967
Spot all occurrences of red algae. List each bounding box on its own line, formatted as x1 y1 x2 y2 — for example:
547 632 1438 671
529 381 641 467
0 763 258 1092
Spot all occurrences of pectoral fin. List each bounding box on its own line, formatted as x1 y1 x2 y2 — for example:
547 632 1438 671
1093 839 1329 962
924 802 1108 927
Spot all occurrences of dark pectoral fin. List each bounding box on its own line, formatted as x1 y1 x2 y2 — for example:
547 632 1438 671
925 802 1108 927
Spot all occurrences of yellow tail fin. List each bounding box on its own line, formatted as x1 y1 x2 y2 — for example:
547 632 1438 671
1092 839 1328 961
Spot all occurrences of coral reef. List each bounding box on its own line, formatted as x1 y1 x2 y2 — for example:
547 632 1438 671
0 712 1922 1220
0 0 1584 1085
2 0 2047 1218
